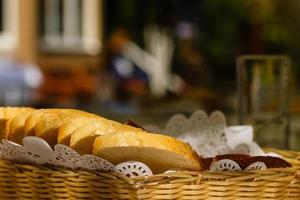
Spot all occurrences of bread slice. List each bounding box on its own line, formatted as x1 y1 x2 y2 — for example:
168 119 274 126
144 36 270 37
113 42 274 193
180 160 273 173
0 107 35 139
69 122 108 155
70 121 141 155
58 117 105 145
93 131 202 174
7 111 36 144
24 109 98 147
24 109 61 136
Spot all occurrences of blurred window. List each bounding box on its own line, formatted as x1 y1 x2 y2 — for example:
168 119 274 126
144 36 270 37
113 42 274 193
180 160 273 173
0 0 18 53
40 0 101 55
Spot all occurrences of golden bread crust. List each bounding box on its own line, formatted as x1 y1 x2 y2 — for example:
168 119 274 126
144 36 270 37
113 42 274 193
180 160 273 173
93 131 202 173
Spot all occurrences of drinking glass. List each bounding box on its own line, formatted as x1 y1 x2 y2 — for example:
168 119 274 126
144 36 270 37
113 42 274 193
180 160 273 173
236 55 291 149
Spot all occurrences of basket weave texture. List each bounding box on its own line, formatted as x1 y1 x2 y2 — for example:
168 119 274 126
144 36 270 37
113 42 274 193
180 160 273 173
0 148 299 200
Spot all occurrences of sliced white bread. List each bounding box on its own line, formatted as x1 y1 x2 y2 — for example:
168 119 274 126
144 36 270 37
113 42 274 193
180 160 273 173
69 121 141 155
93 131 202 174
7 111 36 144
57 117 105 146
24 109 61 136
0 107 35 139
24 109 98 147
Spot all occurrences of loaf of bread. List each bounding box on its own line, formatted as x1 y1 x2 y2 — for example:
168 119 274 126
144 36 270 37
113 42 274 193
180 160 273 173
92 131 202 174
1 107 200 173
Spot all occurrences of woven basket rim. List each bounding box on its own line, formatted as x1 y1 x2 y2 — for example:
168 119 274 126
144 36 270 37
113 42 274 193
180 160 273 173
1 159 299 182
0 147 299 180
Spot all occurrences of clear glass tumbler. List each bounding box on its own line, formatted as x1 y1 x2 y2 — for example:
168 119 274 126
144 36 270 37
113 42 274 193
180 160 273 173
236 55 291 149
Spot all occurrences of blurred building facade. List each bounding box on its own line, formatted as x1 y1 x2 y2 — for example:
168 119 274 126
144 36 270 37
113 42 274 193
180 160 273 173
0 0 103 105
0 0 300 115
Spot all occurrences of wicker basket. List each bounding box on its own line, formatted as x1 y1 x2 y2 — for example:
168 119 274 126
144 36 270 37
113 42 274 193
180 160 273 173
0 148 299 200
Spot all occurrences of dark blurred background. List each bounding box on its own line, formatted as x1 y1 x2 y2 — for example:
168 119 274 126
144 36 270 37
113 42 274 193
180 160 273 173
1 0 300 148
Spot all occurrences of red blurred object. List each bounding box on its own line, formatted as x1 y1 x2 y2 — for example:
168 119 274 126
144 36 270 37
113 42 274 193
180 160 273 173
39 68 97 104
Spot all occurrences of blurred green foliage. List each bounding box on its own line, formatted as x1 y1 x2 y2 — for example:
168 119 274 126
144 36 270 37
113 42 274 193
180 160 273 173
106 0 300 94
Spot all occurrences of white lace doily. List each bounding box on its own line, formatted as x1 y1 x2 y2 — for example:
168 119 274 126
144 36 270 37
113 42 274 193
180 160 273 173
0 137 153 177
116 161 153 176
145 110 267 157
210 159 242 172
209 160 268 172
245 162 267 171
